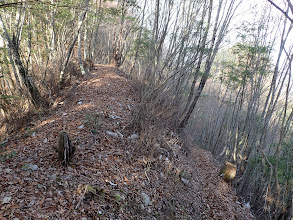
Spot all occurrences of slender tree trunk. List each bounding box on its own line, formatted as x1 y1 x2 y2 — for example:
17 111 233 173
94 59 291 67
179 74 209 129
178 0 213 129
178 0 240 129
91 0 102 60
130 0 147 75
83 19 88 60
49 0 56 60
11 35 41 106
78 26 86 76
60 0 89 84
0 14 41 107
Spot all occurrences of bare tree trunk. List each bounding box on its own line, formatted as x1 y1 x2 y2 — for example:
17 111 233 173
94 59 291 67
83 19 88 60
112 0 127 67
78 26 86 76
0 14 41 107
178 0 214 129
178 0 241 129
49 0 56 60
130 0 147 75
273 63 292 213
91 0 102 60
60 0 89 84
179 74 209 129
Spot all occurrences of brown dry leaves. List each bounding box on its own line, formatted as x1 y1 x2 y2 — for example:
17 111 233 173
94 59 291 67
0 65 253 219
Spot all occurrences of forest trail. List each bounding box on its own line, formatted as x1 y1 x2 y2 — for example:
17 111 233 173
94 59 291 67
0 65 253 219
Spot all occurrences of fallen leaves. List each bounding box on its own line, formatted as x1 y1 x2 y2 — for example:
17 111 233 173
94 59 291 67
0 65 254 219
2 197 11 204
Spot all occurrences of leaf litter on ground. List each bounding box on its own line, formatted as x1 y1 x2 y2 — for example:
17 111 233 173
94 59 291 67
0 65 254 219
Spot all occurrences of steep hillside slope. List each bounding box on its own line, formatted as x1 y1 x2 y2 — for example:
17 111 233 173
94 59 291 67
0 65 253 219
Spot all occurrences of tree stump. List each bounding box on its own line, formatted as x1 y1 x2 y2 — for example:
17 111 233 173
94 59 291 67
58 131 75 166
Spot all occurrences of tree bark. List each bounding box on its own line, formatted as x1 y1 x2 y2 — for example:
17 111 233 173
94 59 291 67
60 0 89 84
78 26 86 76
0 14 41 107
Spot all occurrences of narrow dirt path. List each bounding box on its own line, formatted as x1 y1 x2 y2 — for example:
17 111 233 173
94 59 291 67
0 65 253 219
1 65 142 219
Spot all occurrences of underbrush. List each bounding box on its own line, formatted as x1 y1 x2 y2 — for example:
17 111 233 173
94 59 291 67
0 60 82 142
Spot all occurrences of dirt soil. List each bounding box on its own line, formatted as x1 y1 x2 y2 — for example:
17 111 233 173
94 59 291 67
0 65 254 219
